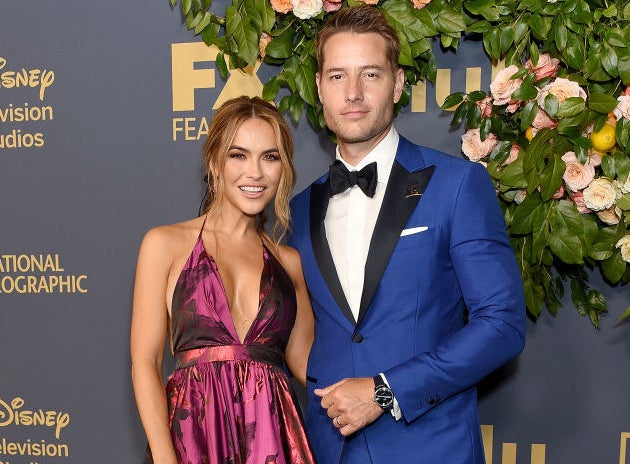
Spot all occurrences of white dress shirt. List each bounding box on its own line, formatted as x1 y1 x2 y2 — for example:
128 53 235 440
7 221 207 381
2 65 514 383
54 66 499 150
325 127 399 322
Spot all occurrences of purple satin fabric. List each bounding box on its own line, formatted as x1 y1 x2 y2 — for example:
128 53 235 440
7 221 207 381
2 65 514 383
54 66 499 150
144 237 314 464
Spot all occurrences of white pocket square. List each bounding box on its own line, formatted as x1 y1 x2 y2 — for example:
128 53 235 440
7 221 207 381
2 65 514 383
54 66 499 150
400 226 428 236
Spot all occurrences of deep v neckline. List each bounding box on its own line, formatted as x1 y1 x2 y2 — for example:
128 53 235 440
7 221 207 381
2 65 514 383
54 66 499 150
199 237 268 345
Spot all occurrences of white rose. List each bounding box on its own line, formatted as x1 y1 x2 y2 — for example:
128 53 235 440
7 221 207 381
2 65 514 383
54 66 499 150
292 0 322 19
596 206 621 225
583 178 616 211
615 235 630 263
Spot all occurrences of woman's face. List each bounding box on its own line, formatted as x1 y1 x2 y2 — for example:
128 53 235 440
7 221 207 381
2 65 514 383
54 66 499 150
219 117 283 218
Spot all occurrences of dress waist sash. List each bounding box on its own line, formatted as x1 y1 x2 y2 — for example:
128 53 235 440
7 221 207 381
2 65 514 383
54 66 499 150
174 344 284 370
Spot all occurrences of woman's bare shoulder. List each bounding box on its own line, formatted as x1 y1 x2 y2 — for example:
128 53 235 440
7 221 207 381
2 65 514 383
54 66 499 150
139 217 204 258
275 244 303 278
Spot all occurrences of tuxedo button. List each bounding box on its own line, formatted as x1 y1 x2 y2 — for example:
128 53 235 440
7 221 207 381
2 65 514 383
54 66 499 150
352 333 363 343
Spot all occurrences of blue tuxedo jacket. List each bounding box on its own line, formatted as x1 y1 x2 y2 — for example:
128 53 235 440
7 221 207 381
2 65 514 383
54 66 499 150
288 137 526 463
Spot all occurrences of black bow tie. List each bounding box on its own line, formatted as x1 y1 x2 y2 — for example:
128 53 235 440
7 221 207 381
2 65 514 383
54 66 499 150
328 160 378 198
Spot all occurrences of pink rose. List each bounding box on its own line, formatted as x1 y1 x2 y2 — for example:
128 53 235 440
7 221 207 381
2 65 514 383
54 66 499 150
461 128 498 161
525 54 560 81
411 0 431 9
613 95 630 121
477 96 493 118
323 0 342 12
621 86 630 97
568 190 592 214
503 143 520 165
490 65 522 106
271 0 292 13
587 150 602 167
531 109 557 130
292 0 322 19
561 151 595 192
537 78 587 106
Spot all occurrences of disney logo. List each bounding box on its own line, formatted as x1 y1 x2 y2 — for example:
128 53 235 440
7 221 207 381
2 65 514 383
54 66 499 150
0 396 70 439
0 57 55 101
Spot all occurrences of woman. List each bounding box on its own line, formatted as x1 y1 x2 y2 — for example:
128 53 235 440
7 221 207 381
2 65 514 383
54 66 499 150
131 96 315 464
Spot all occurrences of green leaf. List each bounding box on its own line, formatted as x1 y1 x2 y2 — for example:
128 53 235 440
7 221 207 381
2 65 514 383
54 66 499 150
194 12 212 35
548 230 584 264
554 23 568 50
464 0 501 21
441 93 464 110
511 191 543 234
600 46 619 77
257 0 275 32
551 200 586 237
602 252 627 283
601 155 616 179
511 80 538 101
433 6 467 34
619 57 630 85
226 6 260 65
588 93 619 114
215 52 228 79
262 76 281 101
182 0 192 15
520 101 538 130
618 306 630 321
557 97 586 118
617 194 630 210
563 33 585 69
528 14 549 41
590 240 615 261
539 154 564 200
483 29 501 61
500 155 528 188
294 54 318 107
266 28 294 59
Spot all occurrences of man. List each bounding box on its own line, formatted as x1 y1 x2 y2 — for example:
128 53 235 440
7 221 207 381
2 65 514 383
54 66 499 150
288 6 526 463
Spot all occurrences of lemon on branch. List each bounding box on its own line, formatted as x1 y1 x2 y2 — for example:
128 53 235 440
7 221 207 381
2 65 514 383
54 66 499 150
590 123 616 152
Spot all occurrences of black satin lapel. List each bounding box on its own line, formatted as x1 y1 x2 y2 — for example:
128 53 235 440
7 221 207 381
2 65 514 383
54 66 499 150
309 181 355 325
357 162 436 325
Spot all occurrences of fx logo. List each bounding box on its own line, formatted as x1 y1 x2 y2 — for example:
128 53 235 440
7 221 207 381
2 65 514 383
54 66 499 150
171 42 263 112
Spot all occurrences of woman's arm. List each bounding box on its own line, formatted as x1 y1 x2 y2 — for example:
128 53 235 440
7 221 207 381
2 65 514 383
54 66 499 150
281 246 315 386
130 227 178 464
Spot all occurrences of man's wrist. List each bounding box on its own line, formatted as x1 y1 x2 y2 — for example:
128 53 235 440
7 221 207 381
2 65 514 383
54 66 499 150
373 375 394 412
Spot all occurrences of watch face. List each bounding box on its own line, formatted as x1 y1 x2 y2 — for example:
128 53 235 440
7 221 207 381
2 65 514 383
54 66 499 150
374 385 394 409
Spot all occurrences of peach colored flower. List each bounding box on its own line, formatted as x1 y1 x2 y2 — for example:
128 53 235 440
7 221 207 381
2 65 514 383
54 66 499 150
323 0 342 12
490 65 522 106
525 54 560 81
597 205 622 225
259 32 272 57
537 78 587 107
561 151 595 192
531 109 557 130
411 0 431 9
271 0 292 14
504 143 520 165
569 190 592 214
292 0 322 19
461 128 498 161
477 96 493 118
357 0 379 4
613 95 630 121
621 86 630 97
583 177 616 211
616 235 630 263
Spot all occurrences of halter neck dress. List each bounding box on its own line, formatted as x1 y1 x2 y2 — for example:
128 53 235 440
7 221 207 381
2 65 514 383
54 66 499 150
144 225 315 464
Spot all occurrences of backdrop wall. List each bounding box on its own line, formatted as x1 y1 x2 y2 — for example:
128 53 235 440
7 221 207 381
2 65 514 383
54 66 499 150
1 2 629 463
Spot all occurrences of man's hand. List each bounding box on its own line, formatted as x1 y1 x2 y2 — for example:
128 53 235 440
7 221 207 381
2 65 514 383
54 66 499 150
314 377 383 436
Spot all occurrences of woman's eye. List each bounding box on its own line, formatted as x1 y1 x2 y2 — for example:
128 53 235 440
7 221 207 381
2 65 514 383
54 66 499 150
229 152 246 159
264 153 280 161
